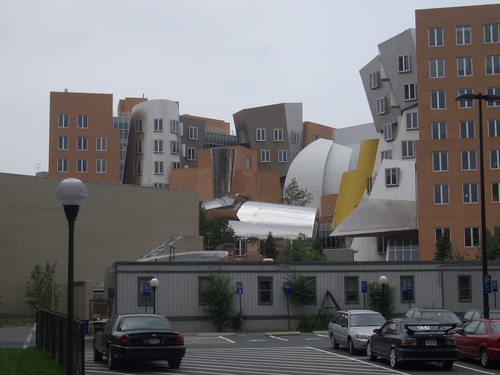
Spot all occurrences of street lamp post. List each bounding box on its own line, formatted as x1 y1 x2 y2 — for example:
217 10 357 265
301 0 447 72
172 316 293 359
379 276 388 318
150 277 159 314
51 263 57 311
56 178 87 375
455 93 500 319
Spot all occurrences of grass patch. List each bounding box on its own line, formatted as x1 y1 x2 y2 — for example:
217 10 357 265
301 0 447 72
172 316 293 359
0 348 64 375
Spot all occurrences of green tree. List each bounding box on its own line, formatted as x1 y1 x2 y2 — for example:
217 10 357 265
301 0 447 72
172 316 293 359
284 273 315 305
24 261 60 313
368 281 395 318
261 232 278 259
485 230 500 260
277 234 327 262
281 178 313 206
199 201 236 250
204 268 235 332
433 231 453 261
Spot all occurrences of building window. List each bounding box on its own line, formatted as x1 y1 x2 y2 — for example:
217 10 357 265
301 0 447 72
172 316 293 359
76 159 87 173
406 112 418 130
58 136 68 150
434 184 450 204
245 156 251 169
198 277 210 305
153 118 163 132
459 121 475 138
429 59 445 78
491 150 500 169
493 183 500 202
256 128 266 141
77 137 87 151
134 140 142 154
431 90 446 110
187 147 196 161
135 120 143 133
487 87 500 107
457 57 473 76
367 177 373 195
57 158 68 172
402 141 415 158
171 141 180 154
486 56 500 75
171 120 179 134
96 137 107 151
461 150 477 170
58 114 69 128
464 227 480 247
431 122 447 139
381 150 392 161
77 115 88 129
404 83 417 101
312 135 318 142
385 168 399 187
344 276 359 304
376 97 386 114
456 26 471 45
435 228 451 242
489 120 500 137
463 183 478 203
258 277 273 305
154 161 164 175
133 162 142 175
278 150 287 163
401 276 415 303
485 24 499 43
458 89 474 108
383 123 393 141
188 126 198 140
234 239 246 257
387 237 419 261
458 275 472 302
398 55 411 73
261 150 270 163
273 128 283 142
432 152 448 172
369 71 379 89
304 277 317 304
429 27 443 47
172 162 180 169
96 159 106 173
292 131 299 144
154 183 164 189
154 139 163 153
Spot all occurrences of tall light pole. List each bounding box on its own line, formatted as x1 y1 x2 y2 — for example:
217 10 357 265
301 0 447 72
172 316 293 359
379 276 388 318
51 263 57 311
456 93 500 319
56 178 87 375
150 278 159 314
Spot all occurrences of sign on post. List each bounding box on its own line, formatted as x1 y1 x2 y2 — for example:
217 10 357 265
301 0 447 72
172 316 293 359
236 281 243 295
283 282 291 295
484 275 492 294
406 281 413 293
493 280 498 293
143 283 150 296
361 281 367 294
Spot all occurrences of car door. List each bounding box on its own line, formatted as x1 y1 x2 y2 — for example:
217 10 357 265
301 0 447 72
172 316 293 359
336 314 349 346
371 320 396 358
96 316 116 352
468 321 488 358
455 320 480 358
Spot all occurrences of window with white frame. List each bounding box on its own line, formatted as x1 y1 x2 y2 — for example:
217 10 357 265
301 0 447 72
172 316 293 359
387 236 419 261
58 136 68 150
484 24 499 43
457 57 473 76
487 87 500 107
278 150 287 163
154 161 164 175
154 118 163 131
273 128 283 142
245 156 251 168
429 59 445 78
385 168 399 187
383 123 393 141
404 83 417 101
234 239 246 257
77 115 88 129
133 162 142 175
261 149 270 163
58 114 69 128
398 55 411 72
170 119 179 134
135 120 143 132
77 137 87 151
154 183 164 189
376 97 386 114
486 56 500 75
369 71 379 89
188 126 198 140
461 150 477 170
187 147 196 161
96 137 107 151
433 152 448 172
96 159 106 173
435 228 450 242
154 139 163 153
429 27 443 47
464 227 479 247
57 158 68 172
172 162 180 169
491 149 500 169
134 140 142 154
345 276 359 304
463 183 478 203
434 184 449 204
402 140 415 158
456 26 471 45
171 140 180 154
431 90 446 109
459 121 475 138
493 183 500 202
292 131 299 144
256 128 266 141
431 122 447 139
458 275 472 302
406 112 418 130
76 159 87 173
458 89 474 108
489 120 500 137
258 277 272 305
381 150 392 160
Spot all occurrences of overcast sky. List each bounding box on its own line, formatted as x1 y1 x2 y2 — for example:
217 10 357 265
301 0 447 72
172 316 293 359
0 1 496 176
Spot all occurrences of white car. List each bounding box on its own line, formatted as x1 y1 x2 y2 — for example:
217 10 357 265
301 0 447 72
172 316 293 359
328 310 387 354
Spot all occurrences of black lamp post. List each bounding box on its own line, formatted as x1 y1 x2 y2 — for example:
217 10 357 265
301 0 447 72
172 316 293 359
51 263 57 311
379 276 388 318
150 277 159 314
56 178 87 375
455 93 500 319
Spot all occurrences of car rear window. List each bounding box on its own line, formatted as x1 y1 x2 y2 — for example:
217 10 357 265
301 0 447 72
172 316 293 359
119 316 173 331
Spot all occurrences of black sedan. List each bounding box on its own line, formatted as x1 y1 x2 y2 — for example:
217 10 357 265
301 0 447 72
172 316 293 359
93 313 186 370
366 318 458 370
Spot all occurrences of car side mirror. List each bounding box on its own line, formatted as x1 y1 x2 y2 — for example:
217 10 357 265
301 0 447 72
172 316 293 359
373 328 381 334
455 328 464 334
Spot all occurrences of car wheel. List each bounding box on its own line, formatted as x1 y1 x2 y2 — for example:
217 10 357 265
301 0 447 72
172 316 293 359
442 360 454 370
389 348 399 369
480 348 491 368
107 347 118 370
93 341 102 362
168 359 181 369
348 337 357 355
366 341 376 361
330 334 339 349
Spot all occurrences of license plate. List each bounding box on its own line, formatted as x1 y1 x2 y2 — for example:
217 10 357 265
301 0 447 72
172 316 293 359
425 339 437 346
149 338 160 344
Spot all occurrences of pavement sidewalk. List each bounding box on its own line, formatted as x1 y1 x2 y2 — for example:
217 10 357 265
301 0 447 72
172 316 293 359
0 326 37 349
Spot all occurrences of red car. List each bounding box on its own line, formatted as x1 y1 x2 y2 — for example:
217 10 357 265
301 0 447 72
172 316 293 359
454 318 500 368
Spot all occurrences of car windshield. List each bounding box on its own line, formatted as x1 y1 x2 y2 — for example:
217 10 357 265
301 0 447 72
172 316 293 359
350 314 386 327
118 316 173 331
421 311 460 324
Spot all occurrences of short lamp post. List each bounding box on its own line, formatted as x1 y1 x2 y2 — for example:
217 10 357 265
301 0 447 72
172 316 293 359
150 277 159 314
56 178 87 375
379 276 388 318
455 93 500 319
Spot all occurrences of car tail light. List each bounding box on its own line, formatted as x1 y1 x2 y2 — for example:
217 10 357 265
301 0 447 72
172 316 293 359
401 338 417 346
176 335 184 344
446 337 456 345
120 335 132 345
